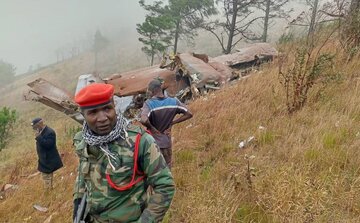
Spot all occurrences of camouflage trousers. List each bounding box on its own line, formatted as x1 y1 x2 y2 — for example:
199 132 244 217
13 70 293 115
87 215 138 223
41 172 53 190
160 147 172 169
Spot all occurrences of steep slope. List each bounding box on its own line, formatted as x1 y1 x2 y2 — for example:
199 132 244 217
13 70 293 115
0 39 360 222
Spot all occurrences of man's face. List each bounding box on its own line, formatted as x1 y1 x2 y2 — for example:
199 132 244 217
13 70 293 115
32 125 40 132
32 121 43 132
82 101 117 135
146 88 154 98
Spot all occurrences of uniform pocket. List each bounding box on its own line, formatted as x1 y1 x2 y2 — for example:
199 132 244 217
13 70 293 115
80 160 90 175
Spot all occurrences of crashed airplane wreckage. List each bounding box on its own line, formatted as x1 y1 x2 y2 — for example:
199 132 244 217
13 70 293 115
24 43 278 123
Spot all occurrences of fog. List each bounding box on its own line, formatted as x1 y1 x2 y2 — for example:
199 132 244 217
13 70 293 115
0 0 315 75
0 0 146 74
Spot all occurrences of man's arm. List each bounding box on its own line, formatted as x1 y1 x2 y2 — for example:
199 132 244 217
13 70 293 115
169 99 193 127
140 101 161 134
171 110 193 126
138 134 175 223
36 129 56 148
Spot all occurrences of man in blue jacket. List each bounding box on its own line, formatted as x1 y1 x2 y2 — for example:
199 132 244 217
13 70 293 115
141 80 193 168
31 118 63 190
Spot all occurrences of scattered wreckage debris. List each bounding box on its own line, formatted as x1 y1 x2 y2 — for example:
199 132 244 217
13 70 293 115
213 43 278 69
239 136 255 149
24 78 83 123
24 43 278 123
0 183 19 200
213 42 278 79
238 125 267 149
33 204 49 212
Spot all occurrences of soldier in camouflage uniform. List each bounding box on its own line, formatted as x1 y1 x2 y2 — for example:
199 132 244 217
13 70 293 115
73 83 175 223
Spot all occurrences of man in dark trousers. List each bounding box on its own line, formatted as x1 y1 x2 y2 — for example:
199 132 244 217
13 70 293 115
31 118 63 190
141 79 193 168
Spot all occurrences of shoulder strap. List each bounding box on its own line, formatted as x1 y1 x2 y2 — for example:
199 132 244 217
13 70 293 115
106 132 145 191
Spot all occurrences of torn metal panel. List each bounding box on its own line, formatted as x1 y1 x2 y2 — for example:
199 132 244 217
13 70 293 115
27 78 74 103
25 78 83 123
178 53 226 87
212 43 278 68
207 60 233 83
104 66 189 97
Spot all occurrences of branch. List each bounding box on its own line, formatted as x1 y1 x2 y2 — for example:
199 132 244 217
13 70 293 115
290 23 310 27
318 18 341 23
318 9 345 18
231 37 244 49
238 16 264 30
203 25 226 53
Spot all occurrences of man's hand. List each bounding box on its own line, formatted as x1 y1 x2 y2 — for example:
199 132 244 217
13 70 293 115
150 126 161 135
163 126 172 136
35 130 41 138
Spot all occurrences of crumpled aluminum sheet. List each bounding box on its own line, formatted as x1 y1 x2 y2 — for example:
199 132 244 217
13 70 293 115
27 78 74 103
212 42 278 66
105 66 188 97
178 53 226 87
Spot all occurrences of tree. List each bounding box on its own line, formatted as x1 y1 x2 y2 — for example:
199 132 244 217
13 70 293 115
308 0 320 38
0 60 16 86
258 0 291 42
203 0 262 54
345 0 360 48
291 0 360 49
139 0 217 53
0 107 16 151
137 15 174 65
93 30 108 72
288 0 332 41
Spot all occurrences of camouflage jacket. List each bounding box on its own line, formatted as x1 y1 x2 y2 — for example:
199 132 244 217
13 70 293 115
73 126 175 223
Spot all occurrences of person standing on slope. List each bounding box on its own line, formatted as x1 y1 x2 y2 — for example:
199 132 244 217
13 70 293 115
141 79 193 169
31 118 63 190
73 83 175 223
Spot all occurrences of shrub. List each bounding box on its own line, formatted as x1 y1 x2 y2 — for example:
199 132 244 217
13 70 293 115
0 107 17 151
279 47 337 114
278 32 294 45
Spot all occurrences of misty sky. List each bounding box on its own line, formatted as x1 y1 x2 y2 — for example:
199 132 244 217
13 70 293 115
0 0 146 74
0 0 314 75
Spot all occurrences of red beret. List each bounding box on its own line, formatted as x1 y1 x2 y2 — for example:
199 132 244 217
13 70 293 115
75 83 114 109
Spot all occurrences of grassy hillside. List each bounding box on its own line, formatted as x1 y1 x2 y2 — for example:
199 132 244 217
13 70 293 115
1 36 360 222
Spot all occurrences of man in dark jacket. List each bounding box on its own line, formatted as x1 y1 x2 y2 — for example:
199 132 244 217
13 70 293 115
31 118 63 190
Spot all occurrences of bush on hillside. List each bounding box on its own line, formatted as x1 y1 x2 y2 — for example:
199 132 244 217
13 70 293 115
279 45 338 114
0 107 17 151
278 32 295 45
